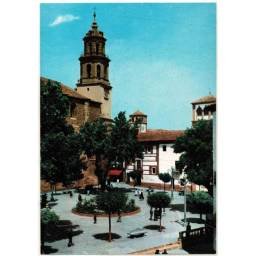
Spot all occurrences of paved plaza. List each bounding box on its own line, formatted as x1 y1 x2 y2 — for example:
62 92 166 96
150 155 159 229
44 183 204 255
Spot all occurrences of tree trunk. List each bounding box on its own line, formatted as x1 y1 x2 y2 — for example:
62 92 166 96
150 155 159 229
159 208 162 232
171 178 174 199
123 162 127 182
200 212 202 220
108 212 112 242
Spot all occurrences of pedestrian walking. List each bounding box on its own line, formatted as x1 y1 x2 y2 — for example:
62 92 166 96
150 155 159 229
69 191 73 198
67 228 74 247
117 210 121 222
186 222 191 237
93 214 97 224
149 207 153 220
155 249 160 254
153 208 157 221
162 249 168 254
139 190 142 200
50 192 55 202
141 191 144 200
78 194 82 202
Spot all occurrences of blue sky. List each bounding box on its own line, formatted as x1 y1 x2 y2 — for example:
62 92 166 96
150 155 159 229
40 3 216 130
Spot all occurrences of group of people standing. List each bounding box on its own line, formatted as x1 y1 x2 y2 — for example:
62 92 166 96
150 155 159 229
134 188 144 200
155 249 168 254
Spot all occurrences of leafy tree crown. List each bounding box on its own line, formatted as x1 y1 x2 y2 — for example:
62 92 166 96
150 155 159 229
158 173 172 183
147 192 171 209
95 192 128 213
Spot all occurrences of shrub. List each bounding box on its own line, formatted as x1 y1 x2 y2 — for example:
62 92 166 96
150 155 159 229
76 198 97 213
41 208 59 225
123 199 137 212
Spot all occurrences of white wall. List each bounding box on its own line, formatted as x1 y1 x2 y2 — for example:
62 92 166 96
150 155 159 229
158 143 181 174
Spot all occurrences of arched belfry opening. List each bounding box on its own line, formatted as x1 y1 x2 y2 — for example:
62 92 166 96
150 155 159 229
76 11 112 119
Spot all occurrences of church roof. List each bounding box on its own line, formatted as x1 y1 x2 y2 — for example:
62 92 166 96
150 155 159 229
61 84 90 100
137 129 184 143
40 77 101 104
130 110 147 116
191 95 216 104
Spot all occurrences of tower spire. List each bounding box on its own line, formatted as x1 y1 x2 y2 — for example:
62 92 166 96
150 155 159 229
93 8 96 21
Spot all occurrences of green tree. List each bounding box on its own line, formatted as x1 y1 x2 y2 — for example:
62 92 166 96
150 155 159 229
95 192 128 242
79 112 144 190
186 191 213 220
173 120 213 195
41 79 82 192
41 132 82 192
108 112 144 177
147 192 171 231
40 79 72 136
41 208 59 250
158 173 172 192
79 119 110 190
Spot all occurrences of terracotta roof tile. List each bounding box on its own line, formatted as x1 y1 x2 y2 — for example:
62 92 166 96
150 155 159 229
138 129 184 142
40 76 101 104
191 95 216 104
130 110 147 116
61 84 90 100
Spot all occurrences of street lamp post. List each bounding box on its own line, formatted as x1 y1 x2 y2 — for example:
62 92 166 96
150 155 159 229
180 173 188 227
184 178 187 226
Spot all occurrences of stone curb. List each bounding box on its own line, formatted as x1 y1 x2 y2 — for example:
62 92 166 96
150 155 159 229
129 240 181 255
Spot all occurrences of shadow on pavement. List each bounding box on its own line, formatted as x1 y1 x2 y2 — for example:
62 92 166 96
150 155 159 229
170 204 184 212
44 220 84 243
93 233 121 241
144 225 166 230
41 245 58 254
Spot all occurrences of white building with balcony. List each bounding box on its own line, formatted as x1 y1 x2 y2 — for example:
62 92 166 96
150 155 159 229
127 111 184 185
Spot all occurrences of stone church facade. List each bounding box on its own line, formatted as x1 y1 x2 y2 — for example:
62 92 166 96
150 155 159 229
41 12 112 132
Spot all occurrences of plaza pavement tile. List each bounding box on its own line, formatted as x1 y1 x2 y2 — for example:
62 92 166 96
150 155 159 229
43 183 204 255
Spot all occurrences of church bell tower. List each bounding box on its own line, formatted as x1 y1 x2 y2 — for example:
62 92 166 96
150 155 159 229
76 12 112 119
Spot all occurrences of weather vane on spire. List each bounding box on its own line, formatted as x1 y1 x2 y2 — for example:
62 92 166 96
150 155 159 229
93 8 96 21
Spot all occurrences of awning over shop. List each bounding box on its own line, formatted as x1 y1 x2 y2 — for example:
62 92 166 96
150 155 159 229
108 169 122 176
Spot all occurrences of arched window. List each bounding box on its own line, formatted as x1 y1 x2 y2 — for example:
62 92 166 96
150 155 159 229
196 106 202 116
204 106 209 116
87 64 91 78
96 43 99 54
104 66 108 79
97 64 101 78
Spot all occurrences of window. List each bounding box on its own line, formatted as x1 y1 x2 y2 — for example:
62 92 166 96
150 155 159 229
196 106 202 116
150 166 157 175
204 106 209 116
97 64 101 78
163 145 167 151
104 66 108 78
87 64 91 78
145 145 153 154
96 43 99 54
